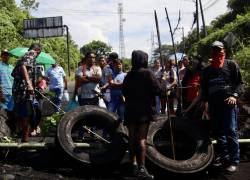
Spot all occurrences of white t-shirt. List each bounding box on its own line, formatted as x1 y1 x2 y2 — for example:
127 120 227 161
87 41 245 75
76 65 102 99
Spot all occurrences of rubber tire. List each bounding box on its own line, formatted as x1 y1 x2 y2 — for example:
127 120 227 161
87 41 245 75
0 109 11 137
146 115 214 173
57 105 127 166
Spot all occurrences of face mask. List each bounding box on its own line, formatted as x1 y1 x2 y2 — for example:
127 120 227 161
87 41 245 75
211 50 225 68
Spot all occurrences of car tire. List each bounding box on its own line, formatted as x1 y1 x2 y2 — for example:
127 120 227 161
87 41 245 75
146 115 214 173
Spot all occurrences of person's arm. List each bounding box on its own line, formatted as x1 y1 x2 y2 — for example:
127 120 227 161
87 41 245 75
109 79 123 88
109 73 125 89
0 86 4 102
231 61 244 98
225 61 243 105
183 92 201 113
87 66 101 83
64 76 67 90
20 65 33 92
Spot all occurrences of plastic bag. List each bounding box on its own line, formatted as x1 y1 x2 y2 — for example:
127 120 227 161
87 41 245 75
64 99 79 112
63 90 70 102
98 98 106 108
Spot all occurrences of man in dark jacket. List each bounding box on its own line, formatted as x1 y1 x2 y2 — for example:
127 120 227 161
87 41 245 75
201 41 243 173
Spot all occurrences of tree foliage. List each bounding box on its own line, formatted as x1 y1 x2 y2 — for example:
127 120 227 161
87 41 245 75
0 0 80 75
178 0 250 85
228 0 250 14
21 0 39 12
235 45 250 85
80 40 112 59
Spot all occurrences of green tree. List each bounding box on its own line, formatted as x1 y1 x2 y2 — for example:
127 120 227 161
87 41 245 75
0 0 80 77
228 0 250 14
21 0 39 12
122 58 131 72
80 40 112 59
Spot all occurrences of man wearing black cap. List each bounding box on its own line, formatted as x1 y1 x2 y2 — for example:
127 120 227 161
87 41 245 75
201 41 243 173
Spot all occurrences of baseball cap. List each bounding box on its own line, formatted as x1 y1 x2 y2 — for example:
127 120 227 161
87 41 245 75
212 41 224 49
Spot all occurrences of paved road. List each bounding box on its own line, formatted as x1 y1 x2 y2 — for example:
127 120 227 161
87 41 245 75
0 144 249 180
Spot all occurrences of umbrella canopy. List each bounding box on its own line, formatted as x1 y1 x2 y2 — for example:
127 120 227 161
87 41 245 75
9 47 55 65
168 52 186 62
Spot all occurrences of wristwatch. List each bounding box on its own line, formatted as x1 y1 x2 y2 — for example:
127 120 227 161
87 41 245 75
232 93 239 98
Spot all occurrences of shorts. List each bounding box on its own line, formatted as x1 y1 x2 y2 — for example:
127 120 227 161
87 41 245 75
0 94 14 111
14 100 33 118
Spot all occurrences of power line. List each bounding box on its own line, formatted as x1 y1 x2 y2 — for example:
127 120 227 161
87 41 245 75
39 8 196 16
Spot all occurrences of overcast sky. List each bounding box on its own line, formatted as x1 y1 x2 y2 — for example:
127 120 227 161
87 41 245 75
16 0 229 58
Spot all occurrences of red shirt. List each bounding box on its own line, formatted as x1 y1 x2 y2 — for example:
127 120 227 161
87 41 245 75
186 73 200 102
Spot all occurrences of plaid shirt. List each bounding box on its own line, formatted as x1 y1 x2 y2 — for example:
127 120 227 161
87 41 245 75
0 61 14 95
12 50 37 102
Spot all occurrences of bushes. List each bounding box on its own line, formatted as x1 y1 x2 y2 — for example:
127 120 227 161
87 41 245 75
235 45 250 85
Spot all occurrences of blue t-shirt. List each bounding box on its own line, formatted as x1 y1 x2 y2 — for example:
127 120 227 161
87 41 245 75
46 66 66 89
100 65 113 87
0 61 13 95
110 71 126 99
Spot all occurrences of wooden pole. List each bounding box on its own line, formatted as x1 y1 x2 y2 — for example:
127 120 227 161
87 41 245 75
196 0 200 41
154 10 164 71
199 0 207 37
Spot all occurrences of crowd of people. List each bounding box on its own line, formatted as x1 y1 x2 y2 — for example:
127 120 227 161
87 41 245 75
0 40 244 179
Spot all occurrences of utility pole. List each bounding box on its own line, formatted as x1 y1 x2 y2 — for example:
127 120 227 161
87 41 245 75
199 0 207 37
118 3 125 59
196 0 200 41
64 25 70 76
150 30 155 63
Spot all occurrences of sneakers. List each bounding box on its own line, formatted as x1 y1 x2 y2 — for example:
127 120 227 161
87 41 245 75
137 166 154 180
225 165 238 174
129 163 138 177
212 156 229 168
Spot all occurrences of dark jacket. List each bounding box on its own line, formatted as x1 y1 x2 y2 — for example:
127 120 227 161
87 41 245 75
201 59 243 104
122 50 162 124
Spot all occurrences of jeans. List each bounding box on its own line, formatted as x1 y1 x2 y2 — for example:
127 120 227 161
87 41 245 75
210 104 240 165
50 88 63 111
108 97 125 121
155 96 161 115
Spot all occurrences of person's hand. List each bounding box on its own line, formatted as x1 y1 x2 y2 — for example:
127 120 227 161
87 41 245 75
224 96 237 105
27 84 34 95
0 88 4 102
0 94 5 103
100 86 106 93
181 109 188 117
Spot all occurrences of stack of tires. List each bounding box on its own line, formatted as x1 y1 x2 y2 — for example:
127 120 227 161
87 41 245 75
57 106 214 173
